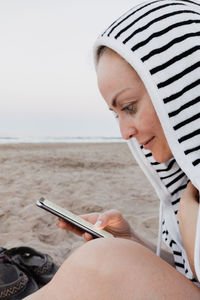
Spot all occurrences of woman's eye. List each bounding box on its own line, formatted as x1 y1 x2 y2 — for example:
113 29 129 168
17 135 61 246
122 104 135 113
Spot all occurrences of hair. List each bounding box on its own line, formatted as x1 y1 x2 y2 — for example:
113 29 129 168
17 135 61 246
96 46 128 67
96 46 107 63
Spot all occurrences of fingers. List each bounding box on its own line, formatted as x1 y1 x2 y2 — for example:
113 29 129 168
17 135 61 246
56 212 102 238
56 218 68 230
80 212 101 224
93 209 122 229
82 232 93 242
56 218 85 236
56 209 123 240
56 218 93 241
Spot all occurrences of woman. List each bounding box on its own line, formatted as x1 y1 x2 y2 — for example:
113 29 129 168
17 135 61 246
25 0 200 298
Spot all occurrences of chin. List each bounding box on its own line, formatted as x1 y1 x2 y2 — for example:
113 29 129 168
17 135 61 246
152 151 173 164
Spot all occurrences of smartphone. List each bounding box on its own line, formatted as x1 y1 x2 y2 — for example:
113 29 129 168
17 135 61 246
36 197 113 238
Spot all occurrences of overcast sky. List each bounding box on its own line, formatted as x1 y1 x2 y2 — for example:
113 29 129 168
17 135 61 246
0 0 143 138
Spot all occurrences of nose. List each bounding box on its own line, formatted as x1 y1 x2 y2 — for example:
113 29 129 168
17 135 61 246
119 118 137 140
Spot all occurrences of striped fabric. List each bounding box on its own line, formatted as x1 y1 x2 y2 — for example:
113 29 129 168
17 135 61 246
94 0 200 286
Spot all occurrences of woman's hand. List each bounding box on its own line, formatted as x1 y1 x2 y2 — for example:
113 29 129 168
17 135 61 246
56 209 133 242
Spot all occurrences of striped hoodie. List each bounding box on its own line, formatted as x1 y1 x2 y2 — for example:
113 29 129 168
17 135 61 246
94 0 200 286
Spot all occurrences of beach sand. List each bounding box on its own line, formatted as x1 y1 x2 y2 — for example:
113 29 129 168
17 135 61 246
0 142 162 265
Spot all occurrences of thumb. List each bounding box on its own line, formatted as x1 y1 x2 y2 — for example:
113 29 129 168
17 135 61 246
94 212 114 229
94 218 104 229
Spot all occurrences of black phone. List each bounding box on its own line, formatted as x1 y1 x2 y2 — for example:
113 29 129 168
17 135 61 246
36 197 113 239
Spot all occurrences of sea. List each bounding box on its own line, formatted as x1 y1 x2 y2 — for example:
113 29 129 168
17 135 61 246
0 136 124 144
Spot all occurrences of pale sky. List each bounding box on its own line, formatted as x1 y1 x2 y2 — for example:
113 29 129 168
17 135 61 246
0 0 143 138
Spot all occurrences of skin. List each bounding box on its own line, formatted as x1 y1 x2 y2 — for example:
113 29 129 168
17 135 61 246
97 48 173 163
24 49 200 299
25 239 200 300
96 48 199 280
177 182 199 278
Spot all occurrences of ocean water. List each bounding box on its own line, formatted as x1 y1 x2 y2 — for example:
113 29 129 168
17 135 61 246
0 136 124 144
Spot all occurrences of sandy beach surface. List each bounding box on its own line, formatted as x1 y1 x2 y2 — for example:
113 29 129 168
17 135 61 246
0 142 161 266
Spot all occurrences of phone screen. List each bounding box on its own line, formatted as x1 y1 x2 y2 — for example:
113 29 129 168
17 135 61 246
36 197 113 238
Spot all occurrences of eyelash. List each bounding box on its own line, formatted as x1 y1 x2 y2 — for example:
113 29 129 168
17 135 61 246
112 111 119 119
122 104 136 115
111 103 136 119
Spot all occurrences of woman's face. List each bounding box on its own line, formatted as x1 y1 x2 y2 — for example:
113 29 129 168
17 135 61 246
97 49 173 163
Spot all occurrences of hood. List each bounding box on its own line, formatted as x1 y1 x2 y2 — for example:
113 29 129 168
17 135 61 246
94 0 200 282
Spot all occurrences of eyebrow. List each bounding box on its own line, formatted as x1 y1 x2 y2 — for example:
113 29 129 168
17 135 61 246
110 88 133 108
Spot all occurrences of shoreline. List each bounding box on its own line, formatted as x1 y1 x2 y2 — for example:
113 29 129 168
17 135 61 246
0 137 125 144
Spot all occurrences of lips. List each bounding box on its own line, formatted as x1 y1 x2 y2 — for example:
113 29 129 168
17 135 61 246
142 136 155 149
143 137 154 145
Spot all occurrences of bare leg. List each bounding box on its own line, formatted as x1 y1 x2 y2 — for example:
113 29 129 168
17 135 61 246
25 238 200 300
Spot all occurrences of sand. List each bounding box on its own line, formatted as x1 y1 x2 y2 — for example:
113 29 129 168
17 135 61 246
0 142 160 265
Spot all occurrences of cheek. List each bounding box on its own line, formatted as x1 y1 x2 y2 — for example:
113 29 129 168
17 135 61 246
151 121 173 161
152 115 166 139
137 108 159 134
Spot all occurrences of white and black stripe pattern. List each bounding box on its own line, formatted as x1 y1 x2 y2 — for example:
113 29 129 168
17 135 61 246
98 0 200 171
142 147 198 281
162 219 194 278
142 148 187 211
94 0 200 285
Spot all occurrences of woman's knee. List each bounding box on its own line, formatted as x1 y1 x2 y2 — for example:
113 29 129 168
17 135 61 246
59 237 150 280
49 238 200 300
